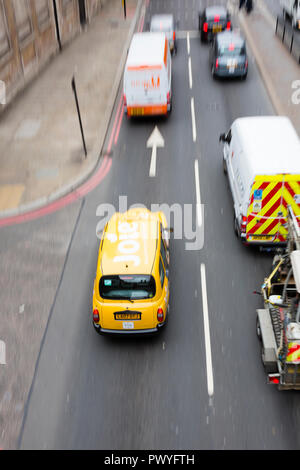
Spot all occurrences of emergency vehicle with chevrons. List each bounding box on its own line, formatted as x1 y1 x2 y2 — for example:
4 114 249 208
220 116 300 245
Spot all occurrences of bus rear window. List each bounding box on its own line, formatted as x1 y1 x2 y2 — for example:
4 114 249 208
99 275 156 300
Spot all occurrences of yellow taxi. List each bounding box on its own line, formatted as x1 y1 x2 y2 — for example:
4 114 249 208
92 208 170 335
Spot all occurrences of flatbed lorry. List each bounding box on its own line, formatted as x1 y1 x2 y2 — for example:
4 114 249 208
256 206 300 390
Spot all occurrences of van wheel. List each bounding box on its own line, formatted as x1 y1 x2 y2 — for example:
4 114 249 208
234 216 239 237
256 314 262 341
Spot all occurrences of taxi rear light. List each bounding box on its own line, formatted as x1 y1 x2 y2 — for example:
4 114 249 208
226 21 231 30
245 59 248 68
93 309 99 323
173 31 175 41
216 58 219 69
123 94 127 106
203 22 208 32
167 91 170 104
157 308 164 323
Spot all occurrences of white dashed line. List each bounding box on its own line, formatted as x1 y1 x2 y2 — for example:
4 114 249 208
191 97 197 142
200 263 214 398
194 159 202 226
188 56 193 89
0 340 6 365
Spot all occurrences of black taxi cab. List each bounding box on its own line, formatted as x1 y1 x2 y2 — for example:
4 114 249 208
199 5 232 42
209 31 248 79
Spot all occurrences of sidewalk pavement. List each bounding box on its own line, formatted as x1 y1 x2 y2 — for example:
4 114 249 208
0 0 141 217
237 0 300 133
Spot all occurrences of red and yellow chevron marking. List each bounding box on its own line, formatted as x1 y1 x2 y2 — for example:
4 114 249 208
246 175 300 242
286 342 300 363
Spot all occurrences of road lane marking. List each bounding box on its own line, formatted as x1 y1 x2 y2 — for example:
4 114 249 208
191 97 197 142
147 126 164 178
0 340 6 365
187 31 190 54
0 185 25 211
188 56 193 89
194 159 202 226
200 263 214 398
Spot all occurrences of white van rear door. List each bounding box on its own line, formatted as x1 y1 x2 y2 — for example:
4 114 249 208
125 68 166 107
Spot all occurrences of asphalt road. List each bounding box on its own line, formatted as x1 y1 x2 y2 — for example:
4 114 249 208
18 0 300 450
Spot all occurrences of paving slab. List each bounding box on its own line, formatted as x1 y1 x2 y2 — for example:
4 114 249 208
0 0 141 217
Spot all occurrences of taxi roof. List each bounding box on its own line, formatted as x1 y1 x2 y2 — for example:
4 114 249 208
126 32 167 68
100 209 160 276
216 31 245 46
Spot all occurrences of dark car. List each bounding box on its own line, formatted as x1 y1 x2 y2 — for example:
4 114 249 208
199 6 231 42
209 31 248 79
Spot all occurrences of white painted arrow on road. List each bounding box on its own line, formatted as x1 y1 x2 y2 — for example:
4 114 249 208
147 126 164 177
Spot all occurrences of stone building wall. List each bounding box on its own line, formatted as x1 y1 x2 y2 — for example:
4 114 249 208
0 0 104 110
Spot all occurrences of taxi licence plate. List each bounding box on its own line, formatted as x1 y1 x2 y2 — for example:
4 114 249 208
213 24 222 33
115 312 141 320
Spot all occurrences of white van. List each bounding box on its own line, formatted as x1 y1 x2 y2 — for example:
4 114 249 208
281 0 300 29
220 116 300 245
123 32 172 117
